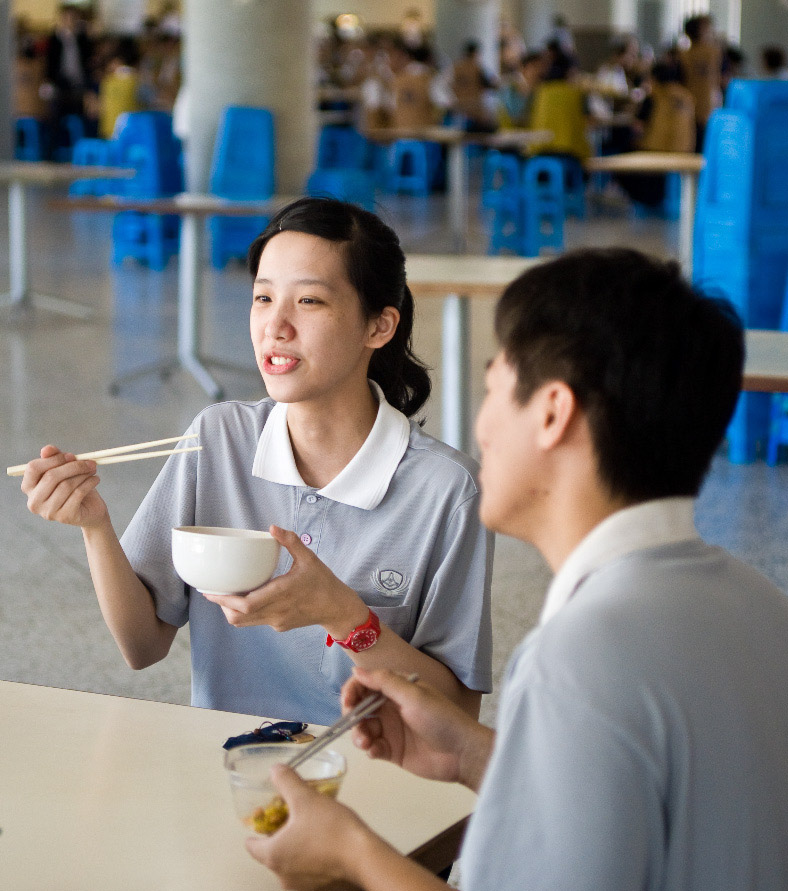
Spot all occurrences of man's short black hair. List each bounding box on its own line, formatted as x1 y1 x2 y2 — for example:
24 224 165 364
495 249 744 502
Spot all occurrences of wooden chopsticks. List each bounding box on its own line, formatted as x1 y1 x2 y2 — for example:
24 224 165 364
6 434 201 477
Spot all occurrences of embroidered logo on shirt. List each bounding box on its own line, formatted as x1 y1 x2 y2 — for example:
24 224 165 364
371 569 408 595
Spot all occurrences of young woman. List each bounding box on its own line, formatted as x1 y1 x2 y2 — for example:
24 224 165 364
20 197 493 724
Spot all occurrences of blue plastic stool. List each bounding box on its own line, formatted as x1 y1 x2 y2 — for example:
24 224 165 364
481 150 521 210
54 114 85 161
208 106 275 268
306 168 376 212
521 157 565 256
14 117 43 160
69 139 118 196
485 151 524 255
110 113 183 269
558 155 586 219
316 126 369 170
386 140 430 195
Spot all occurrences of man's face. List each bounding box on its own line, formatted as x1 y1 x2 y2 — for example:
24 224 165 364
475 353 548 539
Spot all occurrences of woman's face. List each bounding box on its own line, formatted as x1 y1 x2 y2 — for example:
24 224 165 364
250 231 383 408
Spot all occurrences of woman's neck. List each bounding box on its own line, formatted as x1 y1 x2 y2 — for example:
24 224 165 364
286 384 380 489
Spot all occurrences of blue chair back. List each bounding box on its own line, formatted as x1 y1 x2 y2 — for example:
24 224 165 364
316 125 369 170
113 111 183 198
69 138 119 196
305 168 376 212
14 117 43 160
210 106 275 200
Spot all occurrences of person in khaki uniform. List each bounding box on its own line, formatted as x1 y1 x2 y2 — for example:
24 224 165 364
679 14 722 149
450 41 498 132
390 45 442 129
639 63 696 153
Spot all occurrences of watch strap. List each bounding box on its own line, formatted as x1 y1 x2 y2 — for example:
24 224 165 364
325 609 381 651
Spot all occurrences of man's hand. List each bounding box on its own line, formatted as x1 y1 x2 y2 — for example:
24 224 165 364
245 763 371 891
344 667 494 790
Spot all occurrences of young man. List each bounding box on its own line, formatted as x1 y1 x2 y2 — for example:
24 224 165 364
245 249 788 891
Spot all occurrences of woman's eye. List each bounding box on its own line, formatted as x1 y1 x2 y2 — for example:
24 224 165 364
299 297 320 305
253 293 271 303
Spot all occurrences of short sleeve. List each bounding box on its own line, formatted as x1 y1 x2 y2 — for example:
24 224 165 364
119 424 200 628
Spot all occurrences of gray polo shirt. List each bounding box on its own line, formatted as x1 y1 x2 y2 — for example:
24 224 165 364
461 528 788 890
120 396 493 724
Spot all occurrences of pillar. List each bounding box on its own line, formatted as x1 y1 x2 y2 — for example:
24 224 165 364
182 0 315 194
0 0 12 161
513 0 558 49
434 0 501 75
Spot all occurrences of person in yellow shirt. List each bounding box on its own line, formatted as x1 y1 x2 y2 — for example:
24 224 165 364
678 15 722 150
98 38 141 140
528 48 591 162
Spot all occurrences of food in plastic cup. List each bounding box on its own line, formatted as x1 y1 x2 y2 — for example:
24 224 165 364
224 744 346 835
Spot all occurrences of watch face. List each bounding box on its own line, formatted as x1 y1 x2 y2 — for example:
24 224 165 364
349 628 379 651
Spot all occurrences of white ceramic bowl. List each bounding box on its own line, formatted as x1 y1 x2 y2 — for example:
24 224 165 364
171 526 281 596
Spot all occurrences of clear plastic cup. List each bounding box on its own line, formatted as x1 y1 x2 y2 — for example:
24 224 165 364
224 744 346 835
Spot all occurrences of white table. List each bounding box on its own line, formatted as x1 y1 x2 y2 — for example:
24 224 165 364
51 193 297 399
743 329 788 392
364 127 552 253
584 152 705 275
0 680 476 891
406 254 544 451
0 161 134 319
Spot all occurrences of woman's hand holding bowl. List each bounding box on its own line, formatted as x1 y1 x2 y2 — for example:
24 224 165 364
202 525 369 634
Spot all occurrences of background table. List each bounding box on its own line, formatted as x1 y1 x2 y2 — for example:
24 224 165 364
51 193 297 398
406 254 543 451
0 680 476 891
0 161 134 319
742 329 788 392
584 152 705 275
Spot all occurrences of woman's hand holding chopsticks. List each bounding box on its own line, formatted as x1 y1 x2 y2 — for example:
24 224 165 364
21 445 107 528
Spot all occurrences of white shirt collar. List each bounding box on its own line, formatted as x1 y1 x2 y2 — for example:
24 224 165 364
539 497 699 627
251 382 411 511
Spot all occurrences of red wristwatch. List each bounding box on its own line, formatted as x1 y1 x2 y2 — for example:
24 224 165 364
326 609 381 652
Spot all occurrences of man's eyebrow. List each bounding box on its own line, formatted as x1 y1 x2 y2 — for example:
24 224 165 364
254 277 332 287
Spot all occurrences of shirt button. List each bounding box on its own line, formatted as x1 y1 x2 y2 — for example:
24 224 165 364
300 533 312 546
306 495 318 504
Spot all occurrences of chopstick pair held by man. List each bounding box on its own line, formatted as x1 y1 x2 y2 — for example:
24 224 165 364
18 198 493 726
245 250 788 891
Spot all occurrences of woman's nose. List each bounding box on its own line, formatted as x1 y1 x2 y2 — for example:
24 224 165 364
265 306 294 340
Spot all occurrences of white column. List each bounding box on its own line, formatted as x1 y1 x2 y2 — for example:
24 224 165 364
0 0 12 161
182 0 315 193
434 0 501 75
513 0 558 49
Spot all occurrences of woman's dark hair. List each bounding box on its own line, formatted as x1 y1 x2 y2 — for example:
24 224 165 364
247 197 431 419
495 248 744 502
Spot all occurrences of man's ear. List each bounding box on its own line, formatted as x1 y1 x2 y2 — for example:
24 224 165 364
367 306 400 350
536 381 578 450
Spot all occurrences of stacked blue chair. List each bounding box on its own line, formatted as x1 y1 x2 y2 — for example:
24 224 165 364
68 138 118 196
484 150 523 254
305 169 376 212
209 106 275 269
766 280 788 465
111 112 183 271
693 80 788 461
14 117 43 160
521 157 565 256
555 155 586 219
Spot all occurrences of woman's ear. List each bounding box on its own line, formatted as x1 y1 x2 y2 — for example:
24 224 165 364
367 306 400 349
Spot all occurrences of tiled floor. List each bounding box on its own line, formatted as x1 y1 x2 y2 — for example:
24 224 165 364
1 181 786 728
